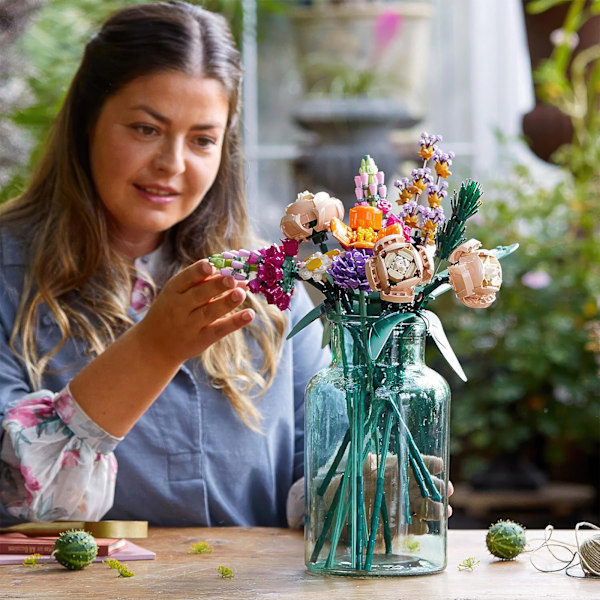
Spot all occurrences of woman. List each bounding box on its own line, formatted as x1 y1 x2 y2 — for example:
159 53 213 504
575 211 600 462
0 1 328 527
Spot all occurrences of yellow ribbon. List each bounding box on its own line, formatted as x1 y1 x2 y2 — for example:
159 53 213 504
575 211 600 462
0 520 148 538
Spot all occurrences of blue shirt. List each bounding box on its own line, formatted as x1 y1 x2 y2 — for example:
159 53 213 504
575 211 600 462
0 227 330 527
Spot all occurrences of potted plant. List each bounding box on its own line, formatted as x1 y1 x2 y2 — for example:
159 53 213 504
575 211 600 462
430 0 600 492
289 0 434 199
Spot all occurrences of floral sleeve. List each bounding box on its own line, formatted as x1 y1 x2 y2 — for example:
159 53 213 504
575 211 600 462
0 386 122 522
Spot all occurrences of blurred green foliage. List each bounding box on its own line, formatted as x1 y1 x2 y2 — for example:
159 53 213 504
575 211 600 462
433 161 599 478
431 0 600 480
0 0 287 204
0 0 147 203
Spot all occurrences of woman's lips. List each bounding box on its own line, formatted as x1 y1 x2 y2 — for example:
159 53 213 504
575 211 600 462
133 184 179 204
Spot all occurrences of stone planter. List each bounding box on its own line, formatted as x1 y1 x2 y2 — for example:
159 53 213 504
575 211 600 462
291 2 432 114
290 2 433 199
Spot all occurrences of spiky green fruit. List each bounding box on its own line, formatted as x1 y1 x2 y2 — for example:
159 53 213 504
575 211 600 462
53 530 98 570
486 520 526 560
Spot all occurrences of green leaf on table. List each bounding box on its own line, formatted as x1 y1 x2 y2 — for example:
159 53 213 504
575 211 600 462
368 312 415 361
286 302 324 340
419 310 467 382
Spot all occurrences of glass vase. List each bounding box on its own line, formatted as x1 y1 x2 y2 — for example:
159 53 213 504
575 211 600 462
305 313 450 576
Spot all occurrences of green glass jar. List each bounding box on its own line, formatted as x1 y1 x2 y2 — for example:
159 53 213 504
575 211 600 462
305 313 450 576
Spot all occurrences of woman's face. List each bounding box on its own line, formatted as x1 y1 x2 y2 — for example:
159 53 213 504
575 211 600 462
89 70 229 258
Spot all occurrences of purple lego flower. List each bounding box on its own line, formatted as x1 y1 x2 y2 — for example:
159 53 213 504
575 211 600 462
257 262 283 286
248 277 263 294
280 238 300 257
411 167 433 182
433 149 455 165
260 245 285 267
330 249 372 292
417 205 434 226
394 177 410 189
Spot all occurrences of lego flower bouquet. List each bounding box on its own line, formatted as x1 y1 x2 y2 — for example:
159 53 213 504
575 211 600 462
209 133 517 576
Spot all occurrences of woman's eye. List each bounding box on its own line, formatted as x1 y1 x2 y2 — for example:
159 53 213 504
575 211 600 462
193 136 216 148
131 124 158 136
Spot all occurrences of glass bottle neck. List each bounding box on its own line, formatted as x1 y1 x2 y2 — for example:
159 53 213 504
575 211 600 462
329 315 427 367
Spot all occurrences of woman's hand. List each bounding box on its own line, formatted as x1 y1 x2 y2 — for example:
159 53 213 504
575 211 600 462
136 259 254 366
71 260 255 437
321 452 454 546
360 452 453 535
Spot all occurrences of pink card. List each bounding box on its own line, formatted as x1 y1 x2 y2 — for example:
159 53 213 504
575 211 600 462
0 540 156 565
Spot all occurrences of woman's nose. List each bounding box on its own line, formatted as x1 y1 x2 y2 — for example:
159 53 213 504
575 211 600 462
152 138 185 175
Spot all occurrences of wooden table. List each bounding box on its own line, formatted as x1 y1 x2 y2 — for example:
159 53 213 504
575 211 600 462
0 527 598 599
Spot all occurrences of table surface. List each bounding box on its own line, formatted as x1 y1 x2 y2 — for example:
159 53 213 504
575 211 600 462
0 527 598 599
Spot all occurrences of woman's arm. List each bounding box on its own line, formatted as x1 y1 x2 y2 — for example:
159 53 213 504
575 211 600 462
71 260 253 437
0 387 120 523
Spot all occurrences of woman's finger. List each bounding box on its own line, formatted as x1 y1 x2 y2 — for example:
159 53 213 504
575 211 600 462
199 308 255 347
169 259 216 294
182 274 239 312
413 497 444 521
191 287 247 329
421 454 444 475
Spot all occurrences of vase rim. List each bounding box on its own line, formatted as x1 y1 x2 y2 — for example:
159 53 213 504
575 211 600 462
326 311 426 330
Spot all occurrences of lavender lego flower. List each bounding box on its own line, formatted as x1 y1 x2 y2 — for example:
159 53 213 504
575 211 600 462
330 249 372 291
399 200 418 220
419 131 443 147
394 177 413 204
418 132 443 161
433 150 455 179
417 205 435 227
411 167 433 182
408 167 433 195
427 181 448 199
430 206 446 225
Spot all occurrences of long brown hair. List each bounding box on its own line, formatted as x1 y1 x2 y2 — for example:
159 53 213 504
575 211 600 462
0 1 286 429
